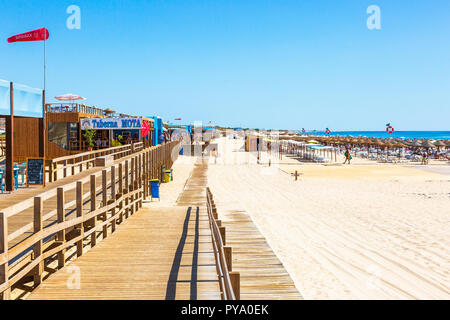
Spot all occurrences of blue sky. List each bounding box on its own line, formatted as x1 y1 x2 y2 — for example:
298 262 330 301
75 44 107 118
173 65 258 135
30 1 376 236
1 0 449 130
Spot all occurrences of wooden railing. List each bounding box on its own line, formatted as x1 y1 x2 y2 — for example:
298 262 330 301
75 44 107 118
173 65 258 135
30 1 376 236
47 142 146 183
206 187 240 300
45 103 135 118
0 141 180 300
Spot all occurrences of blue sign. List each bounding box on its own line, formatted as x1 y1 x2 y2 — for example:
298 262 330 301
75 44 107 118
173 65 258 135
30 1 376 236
81 118 143 130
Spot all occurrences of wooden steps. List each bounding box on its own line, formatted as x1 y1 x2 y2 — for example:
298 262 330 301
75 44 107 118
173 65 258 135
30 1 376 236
219 210 303 300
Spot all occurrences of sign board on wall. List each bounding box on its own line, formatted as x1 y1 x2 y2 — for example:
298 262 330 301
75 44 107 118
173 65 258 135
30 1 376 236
81 118 143 130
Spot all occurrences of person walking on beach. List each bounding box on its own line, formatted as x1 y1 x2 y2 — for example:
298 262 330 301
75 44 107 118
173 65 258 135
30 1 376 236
421 152 428 165
343 148 352 164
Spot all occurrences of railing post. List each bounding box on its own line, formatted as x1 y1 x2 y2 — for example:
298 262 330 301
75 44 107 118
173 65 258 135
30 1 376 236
229 272 240 300
101 170 108 239
124 160 129 219
143 152 148 200
111 165 116 200
89 174 97 247
110 166 117 233
63 160 67 178
0 212 10 300
71 158 75 176
118 163 123 194
57 187 66 268
130 158 135 191
76 181 84 257
33 197 43 287
224 246 232 272
53 161 58 182
134 155 138 189
138 154 142 208
48 160 54 183
219 226 226 246
135 155 139 211
130 157 135 215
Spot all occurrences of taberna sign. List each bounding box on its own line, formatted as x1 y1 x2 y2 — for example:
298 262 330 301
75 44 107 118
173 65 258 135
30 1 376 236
81 118 143 130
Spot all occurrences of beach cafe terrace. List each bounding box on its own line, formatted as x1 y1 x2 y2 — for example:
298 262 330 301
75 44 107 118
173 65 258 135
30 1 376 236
45 103 155 160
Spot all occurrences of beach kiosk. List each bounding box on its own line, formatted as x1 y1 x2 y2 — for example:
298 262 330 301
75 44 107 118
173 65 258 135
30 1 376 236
45 103 156 159
80 116 155 147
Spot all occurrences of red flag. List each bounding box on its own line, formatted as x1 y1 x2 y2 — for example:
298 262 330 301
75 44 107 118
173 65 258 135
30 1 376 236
7 28 49 43
141 120 151 137
174 118 182 121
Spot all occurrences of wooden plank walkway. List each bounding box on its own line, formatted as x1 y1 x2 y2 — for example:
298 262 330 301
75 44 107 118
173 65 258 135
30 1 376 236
216 210 303 300
27 206 220 300
26 158 221 300
21 154 300 300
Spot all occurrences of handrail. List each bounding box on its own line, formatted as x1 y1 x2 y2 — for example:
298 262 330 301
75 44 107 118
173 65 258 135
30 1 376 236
206 188 238 300
0 141 180 300
45 103 134 117
47 142 146 183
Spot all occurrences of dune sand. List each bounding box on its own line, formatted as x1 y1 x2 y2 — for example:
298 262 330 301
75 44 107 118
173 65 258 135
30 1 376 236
207 137 450 299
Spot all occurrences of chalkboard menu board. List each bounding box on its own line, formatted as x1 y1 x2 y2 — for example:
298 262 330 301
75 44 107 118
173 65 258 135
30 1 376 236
27 158 45 186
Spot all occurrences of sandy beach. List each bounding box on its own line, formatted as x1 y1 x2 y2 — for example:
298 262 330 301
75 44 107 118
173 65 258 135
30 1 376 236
207 137 450 299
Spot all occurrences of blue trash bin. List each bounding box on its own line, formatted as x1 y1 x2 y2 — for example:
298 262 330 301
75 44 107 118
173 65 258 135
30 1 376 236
150 179 160 201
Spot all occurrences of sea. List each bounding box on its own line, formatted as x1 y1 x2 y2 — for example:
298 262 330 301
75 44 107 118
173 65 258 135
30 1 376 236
308 131 450 140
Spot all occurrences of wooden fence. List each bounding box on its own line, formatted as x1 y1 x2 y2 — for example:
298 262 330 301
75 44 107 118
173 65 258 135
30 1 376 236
0 141 180 300
46 142 145 183
206 187 240 300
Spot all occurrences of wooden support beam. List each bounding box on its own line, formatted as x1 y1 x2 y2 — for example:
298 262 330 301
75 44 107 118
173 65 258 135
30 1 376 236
56 187 66 268
5 82 14 192
111 165 116 200
124 160 129 219
89 174 97 247
63 160 67 178
224 246 232 272
48 160 54 183
229 272 240 300
118 163 123 194
0 212 10 300
76 181 84 257
219 226 226 246
101 169 108 239
33 197 43 287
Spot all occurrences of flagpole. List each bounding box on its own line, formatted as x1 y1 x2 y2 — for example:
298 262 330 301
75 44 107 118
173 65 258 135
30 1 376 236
44 37 46 94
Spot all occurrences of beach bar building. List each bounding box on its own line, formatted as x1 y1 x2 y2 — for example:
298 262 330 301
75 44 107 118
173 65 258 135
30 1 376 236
46 103 155 158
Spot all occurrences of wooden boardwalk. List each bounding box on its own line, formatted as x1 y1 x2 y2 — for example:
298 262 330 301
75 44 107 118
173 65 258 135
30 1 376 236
27 206 220 300
27 159 221 300
5 151 302 300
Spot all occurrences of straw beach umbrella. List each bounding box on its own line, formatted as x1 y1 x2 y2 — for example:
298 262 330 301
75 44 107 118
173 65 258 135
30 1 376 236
421 140 435 148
